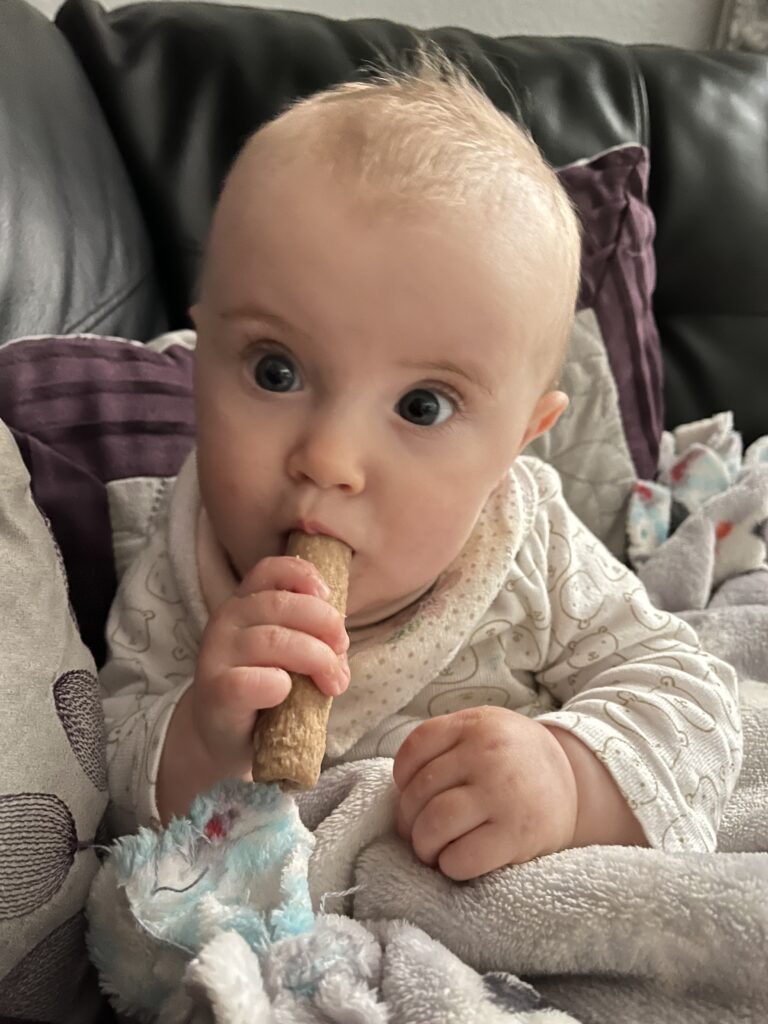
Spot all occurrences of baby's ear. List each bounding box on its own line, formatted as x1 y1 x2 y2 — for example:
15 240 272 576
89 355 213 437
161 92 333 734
521 390 569 448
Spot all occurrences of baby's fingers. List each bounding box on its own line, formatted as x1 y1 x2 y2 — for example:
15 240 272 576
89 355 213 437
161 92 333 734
396 745 465 840
408 787 487 869
238 556 331 601
235 624 350 698
436 822 518 881
200 665 294 725
393 714 462 792
231 590 348 656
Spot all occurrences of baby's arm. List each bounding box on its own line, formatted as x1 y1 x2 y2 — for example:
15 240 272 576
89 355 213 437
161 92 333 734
395 462 742 877
100 526 196 834
102 529 350 831
156 555 349 822
541 724 647 846
533 467 743 853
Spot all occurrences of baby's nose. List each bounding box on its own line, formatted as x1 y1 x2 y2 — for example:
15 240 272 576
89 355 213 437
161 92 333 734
286 426 365 494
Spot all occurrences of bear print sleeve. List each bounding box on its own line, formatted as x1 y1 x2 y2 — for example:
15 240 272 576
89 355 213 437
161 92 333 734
99 523 196 835
526 462 743 853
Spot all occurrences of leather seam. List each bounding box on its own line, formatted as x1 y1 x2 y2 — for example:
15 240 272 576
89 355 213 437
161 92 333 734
64 271 154 335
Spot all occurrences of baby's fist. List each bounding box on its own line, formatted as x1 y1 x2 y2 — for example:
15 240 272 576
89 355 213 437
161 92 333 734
190 554 349 772
393 706 578 880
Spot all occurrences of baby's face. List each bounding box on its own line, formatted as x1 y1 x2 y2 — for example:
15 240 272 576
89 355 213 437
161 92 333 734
192 158 565 628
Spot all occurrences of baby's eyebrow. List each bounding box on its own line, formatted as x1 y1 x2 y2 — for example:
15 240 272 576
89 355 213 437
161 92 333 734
400 358 494 396
221 306 290 330
220 306 311 344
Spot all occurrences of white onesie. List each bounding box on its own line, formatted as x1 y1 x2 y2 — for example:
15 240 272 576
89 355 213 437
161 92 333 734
100 451 742 850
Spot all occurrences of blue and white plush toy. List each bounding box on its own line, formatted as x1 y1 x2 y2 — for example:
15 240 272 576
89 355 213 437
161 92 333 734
87 780 383 1022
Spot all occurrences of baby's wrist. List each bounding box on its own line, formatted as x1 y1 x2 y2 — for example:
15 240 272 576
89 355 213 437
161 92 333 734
542 724 648 848
157 686 232 825
536 722 580 850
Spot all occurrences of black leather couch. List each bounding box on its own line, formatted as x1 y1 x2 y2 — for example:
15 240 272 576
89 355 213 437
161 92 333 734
2 0 767 443
1 6 766 1020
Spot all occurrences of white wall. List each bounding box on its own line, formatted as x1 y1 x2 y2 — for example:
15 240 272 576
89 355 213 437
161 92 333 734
35 0 725 49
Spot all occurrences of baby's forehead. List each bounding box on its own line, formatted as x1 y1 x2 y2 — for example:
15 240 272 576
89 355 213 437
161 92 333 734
215 143 562 293
206 86 578 382
220 124 551 271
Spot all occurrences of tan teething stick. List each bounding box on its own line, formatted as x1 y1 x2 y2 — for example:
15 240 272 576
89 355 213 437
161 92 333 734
251 532 352 790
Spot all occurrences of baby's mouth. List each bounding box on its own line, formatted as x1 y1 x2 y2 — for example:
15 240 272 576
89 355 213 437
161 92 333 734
284 519 354 554
278 534 357 562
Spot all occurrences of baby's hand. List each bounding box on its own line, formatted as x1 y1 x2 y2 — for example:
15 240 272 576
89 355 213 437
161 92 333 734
393 707 578 880
188 555 350 778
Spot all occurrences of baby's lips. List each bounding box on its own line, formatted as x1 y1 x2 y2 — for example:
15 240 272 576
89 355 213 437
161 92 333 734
286 519 352 549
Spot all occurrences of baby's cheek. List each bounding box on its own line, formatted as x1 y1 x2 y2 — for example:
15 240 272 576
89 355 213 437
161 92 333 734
397 500 474 569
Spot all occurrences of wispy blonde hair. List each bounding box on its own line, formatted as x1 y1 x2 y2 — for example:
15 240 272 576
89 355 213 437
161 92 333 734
231 47 581 383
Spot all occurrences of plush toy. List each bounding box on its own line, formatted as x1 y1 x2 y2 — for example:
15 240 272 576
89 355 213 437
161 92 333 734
87 778 387 1022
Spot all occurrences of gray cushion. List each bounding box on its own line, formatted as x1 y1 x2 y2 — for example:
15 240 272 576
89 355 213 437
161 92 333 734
0 420 107 1023
0 0 166 344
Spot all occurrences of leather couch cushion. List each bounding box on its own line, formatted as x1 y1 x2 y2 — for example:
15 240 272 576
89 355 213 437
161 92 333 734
633 46 768 444
0 0 166 345
54 2 645 326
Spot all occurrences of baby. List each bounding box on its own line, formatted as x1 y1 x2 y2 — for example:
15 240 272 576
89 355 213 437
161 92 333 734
101 55 742 881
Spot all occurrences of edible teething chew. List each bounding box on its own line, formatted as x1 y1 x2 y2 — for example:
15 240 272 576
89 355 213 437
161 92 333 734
251 532 352 790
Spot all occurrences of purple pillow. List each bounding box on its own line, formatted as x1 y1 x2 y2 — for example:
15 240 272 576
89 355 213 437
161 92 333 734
559 143 662 480
0 336 195 665
0 144 661 660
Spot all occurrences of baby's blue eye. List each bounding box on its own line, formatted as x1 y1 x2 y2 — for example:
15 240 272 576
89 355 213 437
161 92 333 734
397 388 454 427
253 353 299 392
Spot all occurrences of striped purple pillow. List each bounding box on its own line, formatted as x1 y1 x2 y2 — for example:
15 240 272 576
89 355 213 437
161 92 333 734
0 336 195 665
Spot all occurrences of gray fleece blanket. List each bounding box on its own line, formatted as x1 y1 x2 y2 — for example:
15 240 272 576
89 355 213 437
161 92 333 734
88 414 768 1024
89 714 768 1024
304 713 768 1023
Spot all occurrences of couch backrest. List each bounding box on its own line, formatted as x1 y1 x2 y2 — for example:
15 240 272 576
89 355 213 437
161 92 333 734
0 0 167 343
632 45 768 441
3 0 767 442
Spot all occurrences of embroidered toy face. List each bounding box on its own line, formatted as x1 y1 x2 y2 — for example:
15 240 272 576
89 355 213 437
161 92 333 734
191 142 567 628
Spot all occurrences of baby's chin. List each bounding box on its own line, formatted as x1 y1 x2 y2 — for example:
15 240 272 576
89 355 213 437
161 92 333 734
346 578 437 631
